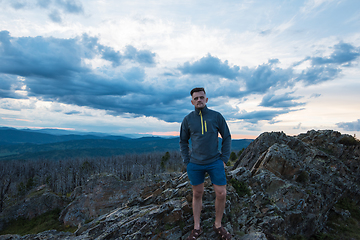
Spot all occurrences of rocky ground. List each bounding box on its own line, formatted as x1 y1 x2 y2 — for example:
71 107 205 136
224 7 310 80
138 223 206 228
0 130 359 240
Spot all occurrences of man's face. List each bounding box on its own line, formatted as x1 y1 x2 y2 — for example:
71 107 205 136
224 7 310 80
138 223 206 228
191 91 208 109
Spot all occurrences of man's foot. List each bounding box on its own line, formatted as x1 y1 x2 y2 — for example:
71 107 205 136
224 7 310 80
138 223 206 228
213 225 231 240
186 228 203 240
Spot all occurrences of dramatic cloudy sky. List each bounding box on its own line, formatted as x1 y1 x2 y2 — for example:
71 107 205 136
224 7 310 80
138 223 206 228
1 0 360 139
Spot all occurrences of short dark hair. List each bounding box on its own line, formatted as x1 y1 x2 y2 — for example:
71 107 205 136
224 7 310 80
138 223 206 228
190 87 206 96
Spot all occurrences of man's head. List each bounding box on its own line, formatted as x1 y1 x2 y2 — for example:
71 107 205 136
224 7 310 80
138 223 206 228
190 87 208 109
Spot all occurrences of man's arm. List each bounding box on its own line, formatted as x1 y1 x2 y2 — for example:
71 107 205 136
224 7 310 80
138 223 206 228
179 117 191 164
218 114 231 164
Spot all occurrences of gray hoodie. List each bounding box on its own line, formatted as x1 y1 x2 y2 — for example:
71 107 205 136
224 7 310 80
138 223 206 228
180 105 231 165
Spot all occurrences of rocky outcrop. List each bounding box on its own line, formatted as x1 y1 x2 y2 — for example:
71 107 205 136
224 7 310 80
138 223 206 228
231 130 360 238
59 173 148 227
0 185 68 231
1 130 359 240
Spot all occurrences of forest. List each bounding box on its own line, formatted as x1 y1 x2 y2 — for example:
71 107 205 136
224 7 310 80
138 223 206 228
0 150 241 213
0 151 183 212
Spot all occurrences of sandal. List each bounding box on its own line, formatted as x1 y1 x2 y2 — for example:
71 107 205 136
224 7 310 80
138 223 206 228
186 228 203 240
213 225 231 240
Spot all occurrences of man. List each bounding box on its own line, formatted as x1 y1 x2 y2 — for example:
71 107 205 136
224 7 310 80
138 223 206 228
180 87 232 240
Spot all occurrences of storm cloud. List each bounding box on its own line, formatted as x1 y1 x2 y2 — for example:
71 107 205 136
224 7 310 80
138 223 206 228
1 30 359 124
5 0 84 23
236 109 294 124
295 42 360 85
310 42 360 66
336 119 360 132
178 54 240 80
260 92 305 108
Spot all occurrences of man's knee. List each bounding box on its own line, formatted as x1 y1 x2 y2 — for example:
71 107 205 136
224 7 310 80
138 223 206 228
216 190 226 200
193 189 204 199
192 184 204 199
214 185 227 200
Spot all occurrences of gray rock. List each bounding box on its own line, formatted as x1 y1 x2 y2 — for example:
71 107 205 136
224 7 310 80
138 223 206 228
240 232 268 240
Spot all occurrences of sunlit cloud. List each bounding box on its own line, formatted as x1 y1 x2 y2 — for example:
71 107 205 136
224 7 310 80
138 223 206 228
142 131 180 137
1 117 33 122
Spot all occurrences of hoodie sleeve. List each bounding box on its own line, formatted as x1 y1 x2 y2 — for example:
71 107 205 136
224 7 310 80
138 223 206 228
218 114 231 163
179 116 191 164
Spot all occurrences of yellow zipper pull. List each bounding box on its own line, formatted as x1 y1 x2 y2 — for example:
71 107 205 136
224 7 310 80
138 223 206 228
200 111 204 135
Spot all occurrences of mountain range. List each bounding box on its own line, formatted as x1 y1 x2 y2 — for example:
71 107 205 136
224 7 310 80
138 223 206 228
0 127 253 161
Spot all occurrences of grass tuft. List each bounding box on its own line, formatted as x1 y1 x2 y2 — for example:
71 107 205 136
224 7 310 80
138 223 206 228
0 208 77 236
310 197 360 240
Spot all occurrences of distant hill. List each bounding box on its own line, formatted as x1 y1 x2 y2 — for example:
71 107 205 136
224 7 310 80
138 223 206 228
0 127 130 145
0 127 252 161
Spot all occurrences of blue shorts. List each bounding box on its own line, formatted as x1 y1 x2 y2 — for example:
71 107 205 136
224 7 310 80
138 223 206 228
187 159 227 186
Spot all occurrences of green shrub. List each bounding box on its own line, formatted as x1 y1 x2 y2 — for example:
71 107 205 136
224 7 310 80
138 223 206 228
339 136 359 146
0 208 77 235
26 178 35 190
230 178 251 197
336 197 360 220
318 147 334 155
310 232 334 240
296 171 309 183
290 235 306 240
229 151 237 161
315 196 360 240
161 152 170 169
237 148 245 157
164 224 174 230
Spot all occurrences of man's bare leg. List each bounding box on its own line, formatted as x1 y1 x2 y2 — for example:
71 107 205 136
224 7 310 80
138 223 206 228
213 184 227 228
192 183 204 230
